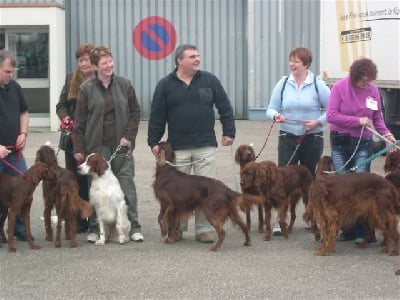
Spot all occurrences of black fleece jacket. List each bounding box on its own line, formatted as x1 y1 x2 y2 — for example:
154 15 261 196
148 69 235 151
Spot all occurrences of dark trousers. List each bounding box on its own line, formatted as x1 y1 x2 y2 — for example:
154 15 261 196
278 131 324 177
65 149 89 231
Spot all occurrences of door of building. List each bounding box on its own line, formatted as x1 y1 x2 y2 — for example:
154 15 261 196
0 27 50 127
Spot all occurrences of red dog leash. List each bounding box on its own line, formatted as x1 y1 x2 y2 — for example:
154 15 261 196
0 156 25 176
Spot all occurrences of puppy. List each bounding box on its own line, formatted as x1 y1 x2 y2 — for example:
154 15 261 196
78 153 131 246
153 142 262 252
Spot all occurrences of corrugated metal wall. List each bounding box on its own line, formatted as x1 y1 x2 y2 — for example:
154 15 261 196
0 0 64 4
64 0 247 119
248 0 321 111
5 0 321 120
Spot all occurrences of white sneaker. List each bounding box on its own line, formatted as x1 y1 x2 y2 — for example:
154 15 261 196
272 221 282 236
87 233 98 243
40 216 65 225
131 232 144 242
305 221 311 230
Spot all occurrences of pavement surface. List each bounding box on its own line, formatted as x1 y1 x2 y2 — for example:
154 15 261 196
0 120 399 299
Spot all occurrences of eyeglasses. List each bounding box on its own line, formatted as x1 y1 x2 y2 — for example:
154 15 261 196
357 77 372 87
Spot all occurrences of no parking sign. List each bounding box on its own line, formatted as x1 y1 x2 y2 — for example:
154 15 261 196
133 16 177 60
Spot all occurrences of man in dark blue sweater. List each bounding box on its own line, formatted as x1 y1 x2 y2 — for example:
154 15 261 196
148 44 236 243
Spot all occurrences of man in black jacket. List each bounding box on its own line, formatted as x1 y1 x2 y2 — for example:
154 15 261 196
148 44 236 243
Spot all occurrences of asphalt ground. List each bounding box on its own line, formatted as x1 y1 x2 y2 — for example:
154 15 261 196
0 120 399 299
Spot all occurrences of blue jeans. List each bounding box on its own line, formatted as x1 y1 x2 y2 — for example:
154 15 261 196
331 136 372 239
0 152 27 235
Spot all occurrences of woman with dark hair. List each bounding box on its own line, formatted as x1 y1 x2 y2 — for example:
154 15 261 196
56 43 94 233
327 57 396 243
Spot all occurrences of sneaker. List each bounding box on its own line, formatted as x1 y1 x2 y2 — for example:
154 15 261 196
40 216 65 225
131 232 144 242
87 232 98 243
195 232 214 243
272 222 282 236
305 221 311 230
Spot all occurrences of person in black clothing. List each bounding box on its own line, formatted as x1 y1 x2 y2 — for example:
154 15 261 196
148 44 236 243
0 49 31 241
56 44 94 233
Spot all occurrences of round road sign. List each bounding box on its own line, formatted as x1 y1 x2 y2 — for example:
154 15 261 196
133 16 177 60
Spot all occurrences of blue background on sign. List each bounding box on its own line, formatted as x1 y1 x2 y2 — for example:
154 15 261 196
142 24 170 51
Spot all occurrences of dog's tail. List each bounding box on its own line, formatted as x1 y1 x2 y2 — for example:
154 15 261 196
236 191 264 212
79 199 93 219
61 186 93 219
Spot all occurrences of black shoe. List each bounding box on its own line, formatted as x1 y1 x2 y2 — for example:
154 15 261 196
336 232 355 241
355 235 377 244
77 227 89 233
14 232 35 241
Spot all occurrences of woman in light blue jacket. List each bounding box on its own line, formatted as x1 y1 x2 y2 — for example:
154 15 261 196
266 47 330 235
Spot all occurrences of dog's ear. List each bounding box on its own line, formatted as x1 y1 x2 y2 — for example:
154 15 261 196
164 142 176 164
234 146 243 164
265 165 278 183
255 163 267 185
385 151 400 173
93 154 108 176
157 146 167 166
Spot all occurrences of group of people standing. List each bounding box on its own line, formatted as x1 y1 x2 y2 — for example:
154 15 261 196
0 43 395 246
267 47 396 242
56 43 235 244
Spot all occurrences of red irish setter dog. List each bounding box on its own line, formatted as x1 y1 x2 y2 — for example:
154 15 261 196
384 150 400 173
36 145 92 248
303 155 336 241
383 151 400 275
153 142 262 252
307 170 399 256
240 161 314 241
0 161 56 252
235 144 276 232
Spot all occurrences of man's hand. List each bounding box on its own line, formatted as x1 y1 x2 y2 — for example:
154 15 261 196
0 145 11 159
221 136 234 146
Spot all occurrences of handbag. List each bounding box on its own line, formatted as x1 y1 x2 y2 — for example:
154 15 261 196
59 130 73 152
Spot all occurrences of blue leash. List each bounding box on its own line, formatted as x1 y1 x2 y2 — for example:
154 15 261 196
349 140 400 172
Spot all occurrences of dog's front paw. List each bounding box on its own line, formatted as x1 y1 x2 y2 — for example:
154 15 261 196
119 235 129 244
95 239 105 246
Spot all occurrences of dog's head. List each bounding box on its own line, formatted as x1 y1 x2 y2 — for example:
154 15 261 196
156 142 176 166
235 144 256 169
26 161 57 185
315 156 335 175
78 153 109 176
35 145 58 166
384 151 400 173
240 161 261 192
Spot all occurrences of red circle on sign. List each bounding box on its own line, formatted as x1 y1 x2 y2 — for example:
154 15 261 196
133 16 177 60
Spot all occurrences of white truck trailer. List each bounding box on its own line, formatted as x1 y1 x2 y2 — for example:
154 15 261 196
320 0 400 136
